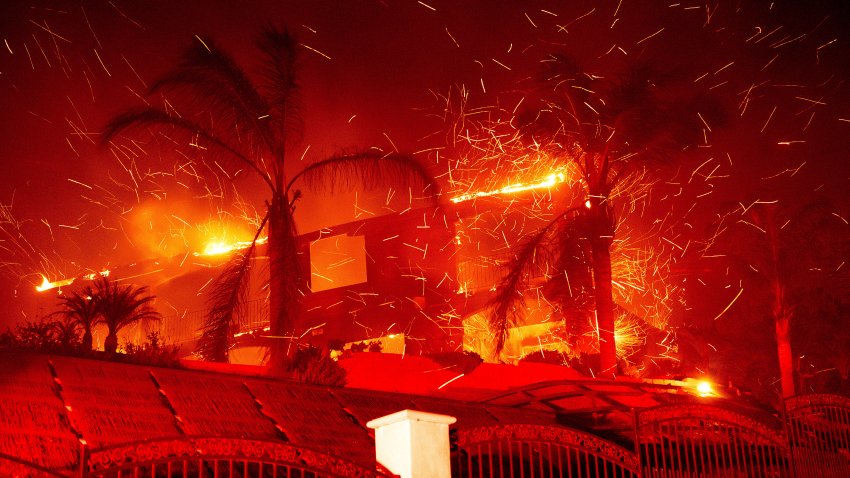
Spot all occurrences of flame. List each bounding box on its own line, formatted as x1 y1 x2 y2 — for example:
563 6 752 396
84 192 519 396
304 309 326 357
681 378 721 398
83 270 110 280
696 381 714 396
202 241 236 256
450 172 568 204
35 275 75 292
195 236 268 257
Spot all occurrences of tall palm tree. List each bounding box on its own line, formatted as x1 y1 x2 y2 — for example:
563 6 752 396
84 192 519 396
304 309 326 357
50 285 99 350
705 200 849 397
93 276 161 354
490 57 716 375
103 27 436 368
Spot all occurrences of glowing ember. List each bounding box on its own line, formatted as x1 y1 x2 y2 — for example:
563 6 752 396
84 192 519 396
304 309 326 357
450 172 568 204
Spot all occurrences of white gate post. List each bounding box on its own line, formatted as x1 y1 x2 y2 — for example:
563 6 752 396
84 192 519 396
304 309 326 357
367 409 457 478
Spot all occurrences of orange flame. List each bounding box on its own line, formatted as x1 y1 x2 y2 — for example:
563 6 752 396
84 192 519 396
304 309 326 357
450 172 568 204
35 275 75 292
195 236 268 257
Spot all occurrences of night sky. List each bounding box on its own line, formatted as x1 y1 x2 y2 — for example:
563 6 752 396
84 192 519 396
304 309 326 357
1 0 849 354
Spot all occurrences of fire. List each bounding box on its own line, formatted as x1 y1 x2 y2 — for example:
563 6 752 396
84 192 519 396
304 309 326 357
202 241 237 256
35 270 110 293
682 378 721 398
450 172 568 204
35 275 75 292
195 236 268 257
696 381 714 396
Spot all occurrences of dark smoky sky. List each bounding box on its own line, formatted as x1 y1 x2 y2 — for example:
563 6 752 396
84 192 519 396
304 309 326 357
0 0 848 328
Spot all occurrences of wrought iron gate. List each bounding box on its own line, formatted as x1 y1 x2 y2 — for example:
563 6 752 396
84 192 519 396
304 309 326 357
636 404 790 477
785 393 850 478
454 424 640 478
85 437 388 478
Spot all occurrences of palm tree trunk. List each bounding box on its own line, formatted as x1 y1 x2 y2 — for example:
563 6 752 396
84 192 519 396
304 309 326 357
82 330 93 351
590 239 618 376
775 317 795 398
765 209 795 398
267 193 302 373
104 332 118 354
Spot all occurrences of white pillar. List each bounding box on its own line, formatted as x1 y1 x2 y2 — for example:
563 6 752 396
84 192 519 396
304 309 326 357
366 409 457 478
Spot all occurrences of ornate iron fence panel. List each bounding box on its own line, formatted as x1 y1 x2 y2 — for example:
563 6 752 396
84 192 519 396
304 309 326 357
785 393 850 477
86 436 388 478
636 404 790 477
454 424 640 478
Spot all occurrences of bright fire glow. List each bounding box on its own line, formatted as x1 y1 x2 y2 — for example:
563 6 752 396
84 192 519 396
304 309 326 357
83 270 110 280
195 236 268 257
696 380 715 397
450 172 567 204
35 275 75 292
36 270 111 293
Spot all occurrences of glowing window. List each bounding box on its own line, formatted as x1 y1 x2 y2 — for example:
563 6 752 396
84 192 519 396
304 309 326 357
309 234 367 292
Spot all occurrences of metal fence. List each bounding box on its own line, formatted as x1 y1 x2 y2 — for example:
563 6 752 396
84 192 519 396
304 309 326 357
154 299 269 348
785 394 850 478
635 404 791 477
84 437 389 478
452 395 850 478
454 424 640 478
7 394 850 477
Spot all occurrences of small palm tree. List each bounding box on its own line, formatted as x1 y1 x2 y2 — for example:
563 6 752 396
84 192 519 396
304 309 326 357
490 57 718 374
103 27 436 368
93 276 161 354
47 317 82 349
50 285 99 350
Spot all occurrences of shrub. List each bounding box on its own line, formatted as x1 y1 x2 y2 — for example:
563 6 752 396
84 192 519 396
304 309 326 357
284 346 346 386
427 351 483 374
121 331 182 367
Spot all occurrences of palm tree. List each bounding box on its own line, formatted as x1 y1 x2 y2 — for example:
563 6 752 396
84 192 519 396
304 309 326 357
490 57 716 375
50 285 99 350
103 27 436 368
705 200 849 397
93 276 161 354
47 317 82 349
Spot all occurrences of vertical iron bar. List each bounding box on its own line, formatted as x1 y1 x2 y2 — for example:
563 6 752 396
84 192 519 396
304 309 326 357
489 442 494 478
478 442 484 478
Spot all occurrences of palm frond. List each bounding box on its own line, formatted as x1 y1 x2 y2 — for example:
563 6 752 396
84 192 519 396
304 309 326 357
92 276 161 336
150 37 277 155
489 208 582 354
257 26 303 149
102 108 274 190
287 151 439 198
197 213 269 362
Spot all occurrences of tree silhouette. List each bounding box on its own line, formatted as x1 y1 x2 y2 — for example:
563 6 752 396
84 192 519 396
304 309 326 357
93 276 161 354
50 285 99 350
705 200 850 397
490 57 717 375
46 317 82 349
103 27 436 368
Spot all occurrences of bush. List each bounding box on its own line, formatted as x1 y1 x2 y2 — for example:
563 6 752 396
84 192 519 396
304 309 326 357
427 351 483 374
349 340 383 353
121 331 182 367
0 320 80 353
284 346 346 386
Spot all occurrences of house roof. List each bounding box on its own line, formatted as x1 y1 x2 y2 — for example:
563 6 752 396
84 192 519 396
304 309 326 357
0 351 778 472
